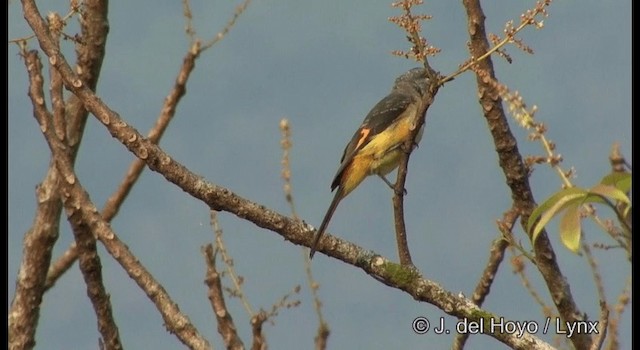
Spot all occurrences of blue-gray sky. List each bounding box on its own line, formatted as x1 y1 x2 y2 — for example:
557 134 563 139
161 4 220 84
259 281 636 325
9 1 631 349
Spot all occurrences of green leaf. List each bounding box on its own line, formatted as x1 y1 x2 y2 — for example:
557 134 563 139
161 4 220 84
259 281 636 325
528 187 584 233
559 204 582 253
600 172 632 193
529 187 588 243
588 184 631 206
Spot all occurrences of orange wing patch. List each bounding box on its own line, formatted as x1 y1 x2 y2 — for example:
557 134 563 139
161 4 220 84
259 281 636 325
356 128 371 150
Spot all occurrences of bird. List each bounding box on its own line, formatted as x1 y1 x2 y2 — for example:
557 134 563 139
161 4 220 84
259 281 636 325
309 67 431 259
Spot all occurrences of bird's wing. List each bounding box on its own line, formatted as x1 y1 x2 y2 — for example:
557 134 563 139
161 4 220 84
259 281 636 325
330 92 414 190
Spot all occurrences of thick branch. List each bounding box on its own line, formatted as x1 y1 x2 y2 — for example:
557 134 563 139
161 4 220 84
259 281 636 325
25 3 556 347
9 49 60 350
32 99 211 350
461 1 590 349
65 0 110 154
45 45 200 290
53 39 122 349
28 54 550 350
10 2 109 348
66 208 123 350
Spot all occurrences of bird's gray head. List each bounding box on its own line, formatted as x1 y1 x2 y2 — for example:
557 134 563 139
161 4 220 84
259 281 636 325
393 67 430 96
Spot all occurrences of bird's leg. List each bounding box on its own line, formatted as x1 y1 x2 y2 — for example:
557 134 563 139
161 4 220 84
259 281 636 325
378 174 407 196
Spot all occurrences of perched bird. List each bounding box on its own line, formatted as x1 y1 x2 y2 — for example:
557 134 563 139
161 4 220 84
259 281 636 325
310 67 431 258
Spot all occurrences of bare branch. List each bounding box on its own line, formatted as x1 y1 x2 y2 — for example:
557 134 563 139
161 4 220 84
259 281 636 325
606 277 630 350
391 143 413 266
11 3 109 347
66 0 110 151
392 73 440 266
387 1 442 266
609 142 631 173
24 2 560 346
9 48 59 350
27 40 555 349
250 311 268 350
461 0 590 348
46 24 202 291
475 210 517 305
66 207 123 350
21 47 123 350
201 0 252 51
54 25 122 347
279 118 330 349
211 211 255 316
182 0 196 42
582 237 609 350
452 208 515 349
442 0 551 84
313 322 330 350
32 106 211 350
591 301 609 350
389 0 440 69
48 18 66 143
203 244 245 350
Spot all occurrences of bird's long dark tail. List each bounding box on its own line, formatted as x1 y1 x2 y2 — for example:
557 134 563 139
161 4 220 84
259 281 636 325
309 190 343 259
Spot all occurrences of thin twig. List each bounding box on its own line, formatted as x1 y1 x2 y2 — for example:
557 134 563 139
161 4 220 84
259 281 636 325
279 118 330 349
211 211 255 317
442 0 550 85
202 244 245 350
201 0 252 51
582 235 609 350
451 208 516 349
605 277 631 350
391 154 413 266
182 0 196 42
388 1 441 266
